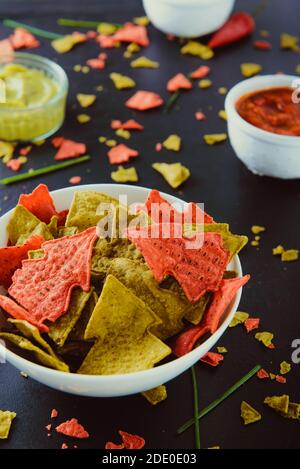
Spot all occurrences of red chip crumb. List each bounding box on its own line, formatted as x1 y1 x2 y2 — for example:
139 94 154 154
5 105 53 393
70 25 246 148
200 351 224 367
69 176 82 185
253 40 271 50
167 73 192 92
61 443 69 449
10 27 40 49
195 111 206 121
268 343 275 350
276 375 287 384
105 442 125 449
107 143 139 164
96 34 116 48
86 58 105 69
155 142 162 152
190 66 210 79
257 368 269 379
6 159 22 172
244 317 260 333
86 30 97 39
47 433 51 437
125 90 164 111
51 409 59 419
19 146 32 156
119 431 145 449
53 137 86 161
56 418 89 439
110 22 149 47
46 424 52 431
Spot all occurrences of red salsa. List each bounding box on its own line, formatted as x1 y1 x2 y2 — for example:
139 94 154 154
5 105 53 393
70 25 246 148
236 87 300 136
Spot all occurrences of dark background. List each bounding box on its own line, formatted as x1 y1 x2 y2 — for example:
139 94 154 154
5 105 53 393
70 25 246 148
0 0 300 449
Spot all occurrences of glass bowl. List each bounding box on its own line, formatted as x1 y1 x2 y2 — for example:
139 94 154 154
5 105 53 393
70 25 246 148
0 52 68 142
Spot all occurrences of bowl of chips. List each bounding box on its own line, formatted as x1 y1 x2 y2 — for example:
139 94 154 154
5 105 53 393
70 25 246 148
0 184 248 397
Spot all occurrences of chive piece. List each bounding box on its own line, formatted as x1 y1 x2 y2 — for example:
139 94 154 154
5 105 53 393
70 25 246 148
191 366 201 449
177 364 261 435
164 90 181 113
57 18 121 29
3 19 63 39
0 155 91 185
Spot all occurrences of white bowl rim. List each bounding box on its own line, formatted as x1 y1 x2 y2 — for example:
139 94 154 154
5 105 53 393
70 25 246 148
0 183 243 384
225 74 300 144
146 0 227 6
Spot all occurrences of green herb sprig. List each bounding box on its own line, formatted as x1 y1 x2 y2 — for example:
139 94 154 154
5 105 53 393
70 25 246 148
3 19 63 40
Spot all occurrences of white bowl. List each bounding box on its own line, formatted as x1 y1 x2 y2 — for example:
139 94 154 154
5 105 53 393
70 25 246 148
143 0 235 38
225 75 300 179
0 184 243 397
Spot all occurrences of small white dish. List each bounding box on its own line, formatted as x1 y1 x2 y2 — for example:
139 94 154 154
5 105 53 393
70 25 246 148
142 0 235 38
0 184 243 397
225 74 300 179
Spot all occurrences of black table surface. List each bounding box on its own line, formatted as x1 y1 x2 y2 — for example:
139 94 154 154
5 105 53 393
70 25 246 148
0 0 300 450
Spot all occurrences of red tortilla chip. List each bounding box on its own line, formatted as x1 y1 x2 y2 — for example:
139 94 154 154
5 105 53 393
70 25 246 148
119 431 145 449
51 409 58 418
195 111 206 121
96 34 116 48
275 375 286 384
87 31 97 39
172 324 210 357
155 143 162 152
244 317 260 332
6 159 22 172
167 73 192 92
105 442 125 449
0 235 44 289
57 210 69 227
53 138 86 161
257 369 269 379
127 223 229 302
69 176 82 185
56 418 89 439
86 57 105 69
0 295 48 332
111 119 144 130
202 275 250 333
10 28 40 49
201 351 224 367
125 91 164 111
19 146 32 156
111 22 149 47
7 227 97 331
19 184 58 224
190 66 211 79
142 189 214 224
107 143 139 164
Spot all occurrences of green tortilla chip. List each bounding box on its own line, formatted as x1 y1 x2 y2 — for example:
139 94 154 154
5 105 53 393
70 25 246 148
0 410 16 439
17 222 53 245
107 258 187 339
282 402 300 419
69 289 98 341
47 216 59 237
7 205 41 245
142 385 167 405
28 249 44 260
8 319 56 357
229 311 249 327
58 226 78 237
0 332 69 372
240 401 262 425
66 191 127 231
78 275 171 375
48 288 92 347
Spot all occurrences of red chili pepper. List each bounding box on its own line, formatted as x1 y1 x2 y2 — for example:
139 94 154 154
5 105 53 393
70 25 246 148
208 12 255 49
253 39 271 50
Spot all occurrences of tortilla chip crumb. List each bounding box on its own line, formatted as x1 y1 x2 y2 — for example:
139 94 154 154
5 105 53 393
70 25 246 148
273 245 284 255
251 225 265 234
73 64 82 72
260 30 269 37
218 87 228 95
0 410 16 439
51 409 58 419
61 443 68 449
255 331 274 348
218 110 227 121
133 16 150 26
76 93 96 108
98 136 107 143
240 401 262 425
105 139 117 148
181 40 214 60
241 63 262 77
280 33 299 50
195 111 206 121
162 134 181 151
81 66 90 74
217 346 228 354
269 373 276 380
115 129 131 140
110 72 136 89
280 361 291 375
77 114 91 124
198 79 212 89
282 402 300 419
46 424 52 431
152 162 190 188
244 317 260 332
111 165 138 183
276 375 286 384
264 395 289 414
251 240 259 247
281 249 299 262
229 311 249 327
142 385 167 405
20 371 28 378
203 133 227 145
130 56 159 68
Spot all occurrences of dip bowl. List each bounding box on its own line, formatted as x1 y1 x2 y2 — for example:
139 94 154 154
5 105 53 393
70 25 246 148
0 184 244 397
225 74 300 179
142 0 235 38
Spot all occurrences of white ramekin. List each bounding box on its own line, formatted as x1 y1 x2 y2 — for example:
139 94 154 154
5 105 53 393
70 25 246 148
225 75 300 179
142 0 235 38
0 184 244 397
